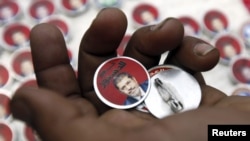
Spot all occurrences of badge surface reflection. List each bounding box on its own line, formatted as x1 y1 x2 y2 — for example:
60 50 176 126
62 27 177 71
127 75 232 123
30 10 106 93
145 65 201 119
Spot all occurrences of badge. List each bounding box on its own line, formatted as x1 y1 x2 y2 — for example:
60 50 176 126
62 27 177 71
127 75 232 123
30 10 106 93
0 121 15 141
0 0 22 25
240 20 250 48
231 84 250 96
213 33 245 65
1 23 30 51
203 9 228 37
243 0 250 13
29 0 56 22
94 0 122 9
15 76 38 91
230 56 250 84
60 0 89 16
0 89 11 120
132 3 159 28
0 64 12 89
178 16 201 37
144 65 201 119
23 125 41 141
10 48 34 81
94 56 151 109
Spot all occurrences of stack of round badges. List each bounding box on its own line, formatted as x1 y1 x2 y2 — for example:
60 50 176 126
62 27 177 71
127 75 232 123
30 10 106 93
94 56 201 118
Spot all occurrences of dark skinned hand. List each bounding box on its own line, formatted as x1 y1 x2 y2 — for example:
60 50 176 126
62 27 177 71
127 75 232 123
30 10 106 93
9 8 250 141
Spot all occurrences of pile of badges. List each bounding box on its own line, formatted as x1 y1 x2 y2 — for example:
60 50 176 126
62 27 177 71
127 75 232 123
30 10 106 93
0 0 249 140
177 2 250 96
0 0 161 140
93 56 202 119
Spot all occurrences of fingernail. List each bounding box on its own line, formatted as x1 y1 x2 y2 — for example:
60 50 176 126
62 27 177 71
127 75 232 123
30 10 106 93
194 43 215 56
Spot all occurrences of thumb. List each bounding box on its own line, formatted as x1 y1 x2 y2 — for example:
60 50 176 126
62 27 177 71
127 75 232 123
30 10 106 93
9 87 95 140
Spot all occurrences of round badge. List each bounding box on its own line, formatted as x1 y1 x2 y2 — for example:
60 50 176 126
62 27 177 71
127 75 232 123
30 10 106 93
0 89 11 120
94 0 122 9
41 15 70 42
145 65 201 119
1 22 30 51
17 76 38 90
243 0 250 13
231 84 250 96
178 16 201 37
10 48 34 81
230 56 250 84
94 56 151 109
240 20 250 48
203 9 228 37
0 121 14 141
23 125 41 141
213 33 245 65
132 3 159 28
0 64 12 89
116 35 131 56
0 0 22 25
60 0 89 16
29 0 56 22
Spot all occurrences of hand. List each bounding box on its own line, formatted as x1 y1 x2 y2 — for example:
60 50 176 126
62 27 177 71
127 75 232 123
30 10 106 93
10 8 250 141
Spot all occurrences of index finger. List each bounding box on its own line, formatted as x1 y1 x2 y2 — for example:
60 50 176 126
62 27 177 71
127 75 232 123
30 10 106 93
78 8 127 113
30 23 81 98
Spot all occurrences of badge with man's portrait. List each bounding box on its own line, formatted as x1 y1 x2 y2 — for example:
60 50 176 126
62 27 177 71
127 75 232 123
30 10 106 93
0 0 21 25
132 3 159 28
2 23 30 51
29 0 56 22
94 56 150 109
214 33 244 65
203 10 228 33
61 0 89 16
10 48 34 81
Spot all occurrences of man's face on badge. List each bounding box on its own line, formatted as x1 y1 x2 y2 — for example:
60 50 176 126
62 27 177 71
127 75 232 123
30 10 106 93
116 76 141 97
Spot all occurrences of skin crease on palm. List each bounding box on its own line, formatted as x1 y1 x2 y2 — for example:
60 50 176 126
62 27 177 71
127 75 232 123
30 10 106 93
8 8 250 141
